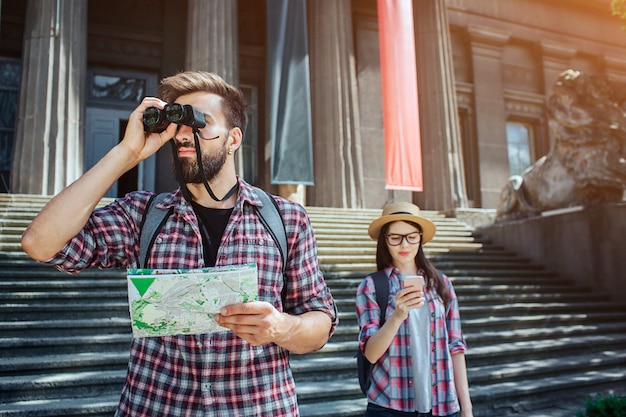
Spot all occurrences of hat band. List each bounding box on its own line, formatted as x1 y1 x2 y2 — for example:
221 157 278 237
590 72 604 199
391 211 413 215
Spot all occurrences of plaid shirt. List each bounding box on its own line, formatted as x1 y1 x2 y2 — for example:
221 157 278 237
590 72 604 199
46 178 338 417
356 266 466 416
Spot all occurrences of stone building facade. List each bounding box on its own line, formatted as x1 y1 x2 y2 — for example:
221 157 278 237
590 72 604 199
1 0 624 210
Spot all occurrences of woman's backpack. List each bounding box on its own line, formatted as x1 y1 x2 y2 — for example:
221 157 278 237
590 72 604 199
356 270 389 395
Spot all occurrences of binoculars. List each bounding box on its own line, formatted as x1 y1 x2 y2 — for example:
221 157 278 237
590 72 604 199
143 103 206 133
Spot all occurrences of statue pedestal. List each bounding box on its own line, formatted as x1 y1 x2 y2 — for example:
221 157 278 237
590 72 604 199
478 202 626 305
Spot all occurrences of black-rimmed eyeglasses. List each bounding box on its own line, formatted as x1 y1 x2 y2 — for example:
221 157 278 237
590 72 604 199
385 232 422 246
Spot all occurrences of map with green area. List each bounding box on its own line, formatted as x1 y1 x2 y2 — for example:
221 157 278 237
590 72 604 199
127 264 258 338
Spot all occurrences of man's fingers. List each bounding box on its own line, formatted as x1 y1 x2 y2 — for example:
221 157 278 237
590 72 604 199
216 312 262 327
214 301 284 347
219 301 272 316
215 315 273 346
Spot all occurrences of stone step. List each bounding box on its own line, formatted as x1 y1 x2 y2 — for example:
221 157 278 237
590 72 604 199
1 352 130 376
0 302 130 321
0 395 120 417
0 263 126 278
0 334 132 357
317 312 626 344
330 280 588 294
0 279 127 291
323 259 561 272
466 333 626 367
467 337 626 378
458 301 625 319
0 317 131 337
0 290 130 303
0 370 125 403
324 273 576 287
320 257 547 271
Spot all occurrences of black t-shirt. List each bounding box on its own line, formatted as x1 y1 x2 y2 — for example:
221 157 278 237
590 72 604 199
190 201 234 267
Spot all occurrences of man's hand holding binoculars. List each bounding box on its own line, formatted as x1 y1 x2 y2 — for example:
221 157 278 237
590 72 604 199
120 97 177 166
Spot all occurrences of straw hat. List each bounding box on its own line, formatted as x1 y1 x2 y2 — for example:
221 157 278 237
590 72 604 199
367 201 436 243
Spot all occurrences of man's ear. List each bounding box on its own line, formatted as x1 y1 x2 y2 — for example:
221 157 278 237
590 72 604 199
229 127 243 151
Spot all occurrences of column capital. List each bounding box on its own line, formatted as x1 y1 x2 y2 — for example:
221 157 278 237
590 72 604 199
467 24 510 46
467 24 510 59
540 41 577 60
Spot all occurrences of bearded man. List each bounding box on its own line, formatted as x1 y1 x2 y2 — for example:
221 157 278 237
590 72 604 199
21 71 338 417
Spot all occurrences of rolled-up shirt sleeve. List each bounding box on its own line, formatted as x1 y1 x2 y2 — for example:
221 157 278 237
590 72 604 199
44 192 151 273
356 274 382 350
444 274 467 354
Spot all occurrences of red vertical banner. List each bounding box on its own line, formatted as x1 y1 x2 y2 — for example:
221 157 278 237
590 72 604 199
377 0 423 191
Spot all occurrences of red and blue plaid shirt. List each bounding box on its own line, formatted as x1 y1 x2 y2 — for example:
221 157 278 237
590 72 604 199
356 266 466 416
46 178 338 417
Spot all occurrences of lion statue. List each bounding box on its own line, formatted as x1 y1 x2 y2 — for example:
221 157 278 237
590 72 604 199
495 69 626 221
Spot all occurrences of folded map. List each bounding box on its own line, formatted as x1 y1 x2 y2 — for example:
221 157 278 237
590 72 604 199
127 264 258 338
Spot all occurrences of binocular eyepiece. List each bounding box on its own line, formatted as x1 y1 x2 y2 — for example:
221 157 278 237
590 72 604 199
143 103 206 133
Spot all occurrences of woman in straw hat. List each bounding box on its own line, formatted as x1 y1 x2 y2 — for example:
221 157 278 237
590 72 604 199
356 202 473 417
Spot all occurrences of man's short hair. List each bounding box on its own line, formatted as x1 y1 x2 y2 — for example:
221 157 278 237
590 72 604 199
158 71 249 136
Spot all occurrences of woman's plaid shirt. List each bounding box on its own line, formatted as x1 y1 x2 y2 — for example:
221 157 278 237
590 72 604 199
46 179 338 417
356 266 467 416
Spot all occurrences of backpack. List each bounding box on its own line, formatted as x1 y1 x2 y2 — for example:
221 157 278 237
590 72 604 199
138 187 288 300
356 270 389 395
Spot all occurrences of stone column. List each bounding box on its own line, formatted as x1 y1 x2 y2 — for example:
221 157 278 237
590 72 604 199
11 0 87 196
468 24 511 208
186 0 239 85
412 0 468 211
306 0 365 208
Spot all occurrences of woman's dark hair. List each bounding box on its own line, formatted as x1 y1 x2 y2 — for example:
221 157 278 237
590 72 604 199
375 220 450 307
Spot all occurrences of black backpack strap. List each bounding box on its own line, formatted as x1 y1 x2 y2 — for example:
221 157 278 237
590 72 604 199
371 270 389 326
355 270 390 395
139 193 172 269
251 186 289 304
252 186 288 273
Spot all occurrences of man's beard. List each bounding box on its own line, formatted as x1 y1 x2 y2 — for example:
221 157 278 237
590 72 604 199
174 143 228 184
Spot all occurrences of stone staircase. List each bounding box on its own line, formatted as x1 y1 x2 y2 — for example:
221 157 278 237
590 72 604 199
1 193 626 417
